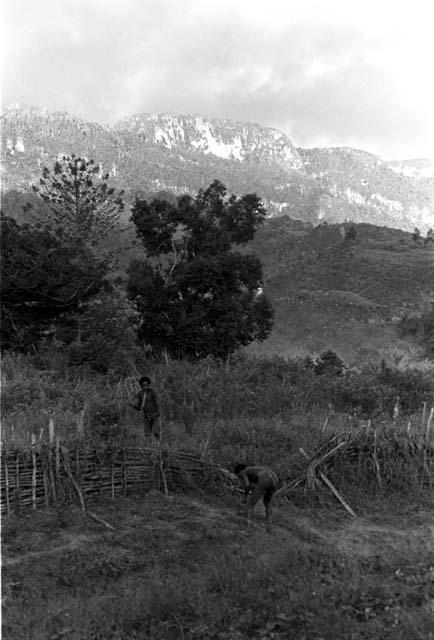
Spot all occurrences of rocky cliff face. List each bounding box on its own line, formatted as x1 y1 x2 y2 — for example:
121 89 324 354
1 105 433 232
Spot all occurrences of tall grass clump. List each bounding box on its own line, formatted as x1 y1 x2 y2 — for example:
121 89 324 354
1 350 433 451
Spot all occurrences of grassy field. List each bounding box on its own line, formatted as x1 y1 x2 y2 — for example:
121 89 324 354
2 489 434 640
2 346 434 639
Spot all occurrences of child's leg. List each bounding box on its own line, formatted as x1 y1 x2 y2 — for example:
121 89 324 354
263 488 275 532
246 484 264 527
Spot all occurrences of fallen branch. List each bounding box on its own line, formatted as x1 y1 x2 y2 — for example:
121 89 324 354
87 511 116 531
61 447 116 529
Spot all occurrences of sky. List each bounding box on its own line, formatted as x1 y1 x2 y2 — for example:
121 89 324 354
2 0 434 162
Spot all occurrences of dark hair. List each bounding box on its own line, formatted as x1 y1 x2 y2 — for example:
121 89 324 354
234 463 247 475
138 376 151 386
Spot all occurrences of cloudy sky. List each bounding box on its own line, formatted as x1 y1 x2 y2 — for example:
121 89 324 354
3 0 433 161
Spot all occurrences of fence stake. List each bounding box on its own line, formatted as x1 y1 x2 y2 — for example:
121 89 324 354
4 458 10 517
49 417 55 445
423 408 434 489
123 448 127 496
421 402 427 431
77 408 85 439
15 454 21 513
372 428 382 491
55 437 60 474
42 455 50 507
31 434 37 511
111 462 115 498
424 408 433 443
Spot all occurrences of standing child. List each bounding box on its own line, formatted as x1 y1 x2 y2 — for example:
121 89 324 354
132 376 161 440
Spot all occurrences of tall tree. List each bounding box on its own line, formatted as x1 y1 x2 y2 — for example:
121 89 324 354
24 155 124 252
1 215 107 350
128 180 274 359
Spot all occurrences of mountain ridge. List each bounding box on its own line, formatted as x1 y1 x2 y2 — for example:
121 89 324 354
1 104 433 232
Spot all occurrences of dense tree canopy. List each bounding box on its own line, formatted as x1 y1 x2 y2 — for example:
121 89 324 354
1 215 107 350
128 180 274 359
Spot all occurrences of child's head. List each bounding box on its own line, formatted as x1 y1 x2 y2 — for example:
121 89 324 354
138 375 151 388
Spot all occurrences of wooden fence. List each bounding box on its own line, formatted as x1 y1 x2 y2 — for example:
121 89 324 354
0 442 222 517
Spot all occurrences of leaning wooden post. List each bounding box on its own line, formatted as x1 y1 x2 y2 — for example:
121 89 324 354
372 428 382 491
48 417 56 504
31 434 37 511
423 408 434 489
299 448 356 517
4 454 11 517
15 454 21 514
421 402 427 433
49 417 55 446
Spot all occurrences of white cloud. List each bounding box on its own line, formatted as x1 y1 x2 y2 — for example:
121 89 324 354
2 0 434 161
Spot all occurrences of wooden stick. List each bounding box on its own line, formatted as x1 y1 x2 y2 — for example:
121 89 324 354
299 448 356 517
321 414 330 433
31 434 37 511
421 402 427 432
4 459 10 517
49 417 55 445
122 448 127 496
200 423 215 460
42 456 50 507
55 437 60 474
372 428 382 490
317 470 357 518
424 408 433 443
87 511 116 531
422 408 433 488
157 443 169 498
15 455 21 513
61 447 86 512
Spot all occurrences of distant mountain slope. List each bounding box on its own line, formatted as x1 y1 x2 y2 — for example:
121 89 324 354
247 219 434 362
1 105 433 232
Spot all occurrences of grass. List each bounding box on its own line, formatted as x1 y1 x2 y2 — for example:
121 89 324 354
247 219 434 361
2 491 434 639
2 350 433 449
2 346 433 639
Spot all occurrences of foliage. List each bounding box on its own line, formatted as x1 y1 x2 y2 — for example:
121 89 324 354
303 350 346 376
24 155 124 253
58 291 140 373
0 215 107 351
128 180 274 359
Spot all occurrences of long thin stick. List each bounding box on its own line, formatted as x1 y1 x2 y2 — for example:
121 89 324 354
421 402 427 432
423 407 433 488
201 423 215 460
4 458 10 517
31 434 37 511
87 511 116 531
15 454 21 513
318 470 357 517
299 447 356 517
372 428 382 490
157 442 169 497
61 447 85 512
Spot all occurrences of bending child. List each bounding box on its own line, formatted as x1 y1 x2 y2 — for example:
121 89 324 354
234 464 279 532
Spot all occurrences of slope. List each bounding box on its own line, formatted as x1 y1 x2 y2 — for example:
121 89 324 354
247 219 434 362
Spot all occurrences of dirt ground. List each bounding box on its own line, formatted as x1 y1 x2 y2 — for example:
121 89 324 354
2 490 434 640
